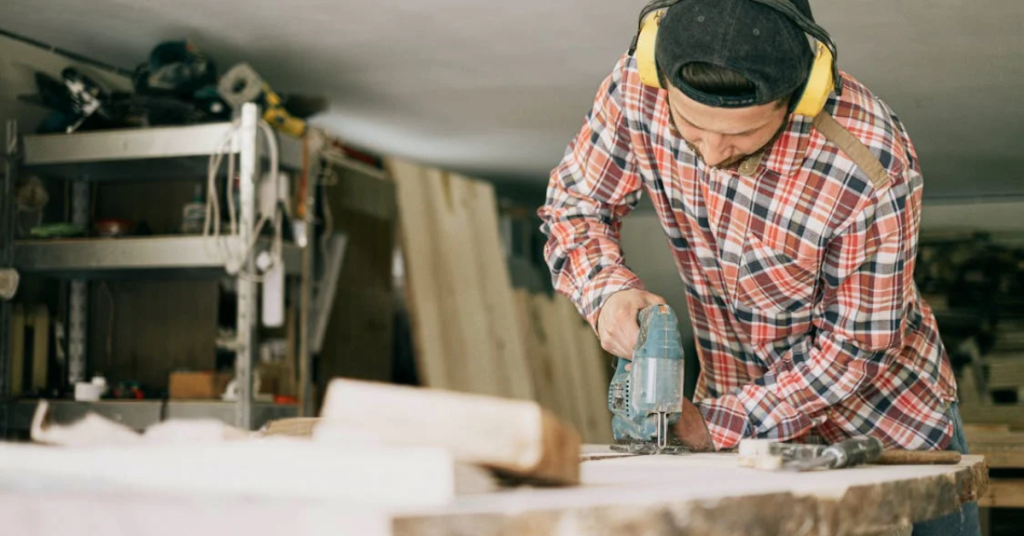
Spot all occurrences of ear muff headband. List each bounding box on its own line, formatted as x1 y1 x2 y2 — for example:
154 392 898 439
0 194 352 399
630 0 841 117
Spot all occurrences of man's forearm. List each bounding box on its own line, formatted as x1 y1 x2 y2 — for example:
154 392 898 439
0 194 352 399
693 332 894 450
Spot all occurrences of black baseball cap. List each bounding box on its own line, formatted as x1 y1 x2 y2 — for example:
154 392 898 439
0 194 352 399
655 0 815 108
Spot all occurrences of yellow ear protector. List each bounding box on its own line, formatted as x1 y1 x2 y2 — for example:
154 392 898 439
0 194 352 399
628 0 841 118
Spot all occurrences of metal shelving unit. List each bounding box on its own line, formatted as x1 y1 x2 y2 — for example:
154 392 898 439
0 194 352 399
6 399 296 432
1 103 321 432
14 236 303 277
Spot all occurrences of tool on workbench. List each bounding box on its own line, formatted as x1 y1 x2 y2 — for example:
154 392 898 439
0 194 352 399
738 436 962 471
608 304 687 455
217 62 307 137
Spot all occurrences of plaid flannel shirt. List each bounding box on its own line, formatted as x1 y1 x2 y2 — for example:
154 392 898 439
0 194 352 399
539 55 958 451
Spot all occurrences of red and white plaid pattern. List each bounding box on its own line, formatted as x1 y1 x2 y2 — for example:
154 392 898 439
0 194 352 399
539 54 958 451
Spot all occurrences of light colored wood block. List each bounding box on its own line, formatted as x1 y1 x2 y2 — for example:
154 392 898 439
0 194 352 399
316 378 580 485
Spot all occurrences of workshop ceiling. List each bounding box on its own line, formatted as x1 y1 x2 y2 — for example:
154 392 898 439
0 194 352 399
3 0 1023 200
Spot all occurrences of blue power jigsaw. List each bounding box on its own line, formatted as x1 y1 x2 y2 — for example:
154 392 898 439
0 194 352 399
607 304 687 455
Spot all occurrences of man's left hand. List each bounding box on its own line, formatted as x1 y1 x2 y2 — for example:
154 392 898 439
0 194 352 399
675 398 714 452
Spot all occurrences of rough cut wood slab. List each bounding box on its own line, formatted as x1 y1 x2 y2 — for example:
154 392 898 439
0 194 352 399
392 453 988 536
0 452 988 536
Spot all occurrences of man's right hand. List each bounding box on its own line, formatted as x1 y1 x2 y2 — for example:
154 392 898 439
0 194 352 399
596 289 667 358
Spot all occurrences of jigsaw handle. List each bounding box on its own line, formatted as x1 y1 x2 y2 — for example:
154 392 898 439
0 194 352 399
608 304 685 444
631 305 684 413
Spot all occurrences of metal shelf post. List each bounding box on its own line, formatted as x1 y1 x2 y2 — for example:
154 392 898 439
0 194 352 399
1 120 18 436
234 103 259 430
299 139 319 417
68 181 90 385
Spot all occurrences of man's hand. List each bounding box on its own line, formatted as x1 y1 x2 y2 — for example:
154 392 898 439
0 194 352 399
675 398 714 452
596 289 667 358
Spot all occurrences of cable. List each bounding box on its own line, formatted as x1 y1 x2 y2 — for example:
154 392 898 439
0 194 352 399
319 162 338 260
204 122 237 237
231 119 284 282
227 147 237 235
203 115 288 283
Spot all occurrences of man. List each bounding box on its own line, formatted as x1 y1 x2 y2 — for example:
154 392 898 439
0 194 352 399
538 0 979 534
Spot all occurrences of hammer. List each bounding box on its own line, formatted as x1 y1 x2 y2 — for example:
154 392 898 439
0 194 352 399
738 437 962 471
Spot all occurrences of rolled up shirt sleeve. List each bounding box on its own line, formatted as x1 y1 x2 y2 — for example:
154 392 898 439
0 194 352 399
538 56 647 329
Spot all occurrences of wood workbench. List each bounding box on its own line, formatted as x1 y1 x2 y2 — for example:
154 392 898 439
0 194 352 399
0 448 987 536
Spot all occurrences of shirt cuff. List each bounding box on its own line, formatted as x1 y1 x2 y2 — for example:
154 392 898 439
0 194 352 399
699 385 821 450
578 265 646 331
697 394 752 450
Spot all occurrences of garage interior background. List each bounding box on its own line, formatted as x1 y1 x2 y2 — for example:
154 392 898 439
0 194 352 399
1 0 1023 529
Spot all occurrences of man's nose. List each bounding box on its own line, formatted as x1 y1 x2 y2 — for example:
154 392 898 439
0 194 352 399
700 133 730 167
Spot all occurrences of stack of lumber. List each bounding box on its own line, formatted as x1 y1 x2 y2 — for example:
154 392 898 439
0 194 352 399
964 424 1024 509
388 158 612 443
514 290 613 444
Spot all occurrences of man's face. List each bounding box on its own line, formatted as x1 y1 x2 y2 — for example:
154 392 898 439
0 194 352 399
666 84 789 169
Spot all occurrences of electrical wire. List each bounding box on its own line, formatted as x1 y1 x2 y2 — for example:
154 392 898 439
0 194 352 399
203 115 286 284
319 162 338 260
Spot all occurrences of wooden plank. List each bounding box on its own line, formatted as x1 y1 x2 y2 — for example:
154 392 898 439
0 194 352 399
553 296 596 440
983 355 1024 390
316 378 580 485
534 294 585 434
959 404 1024 430
979 479 1024 508
437 173 506 397
965 427 1024 468
514 290 560 416
573 309 613 444
389 159 532 401
390 160 455 392
456 173 533 400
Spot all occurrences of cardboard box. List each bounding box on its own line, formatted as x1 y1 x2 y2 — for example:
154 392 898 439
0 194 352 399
169 371 233 400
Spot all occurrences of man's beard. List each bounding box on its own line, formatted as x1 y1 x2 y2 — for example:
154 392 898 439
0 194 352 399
683 120 789 170
684 142 748 169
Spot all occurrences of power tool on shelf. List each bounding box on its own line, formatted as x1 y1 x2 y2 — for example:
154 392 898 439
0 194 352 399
216 62 306 137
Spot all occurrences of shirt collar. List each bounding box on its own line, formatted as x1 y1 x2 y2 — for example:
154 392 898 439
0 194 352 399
755 113 816 178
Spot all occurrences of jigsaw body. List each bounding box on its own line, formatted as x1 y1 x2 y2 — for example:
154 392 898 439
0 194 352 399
607 304 686 454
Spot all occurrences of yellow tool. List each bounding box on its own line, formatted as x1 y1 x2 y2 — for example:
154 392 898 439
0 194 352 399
217 62 306 137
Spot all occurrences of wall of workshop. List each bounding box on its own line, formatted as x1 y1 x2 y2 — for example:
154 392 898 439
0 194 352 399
2 33 221 394
920 200 1024 234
